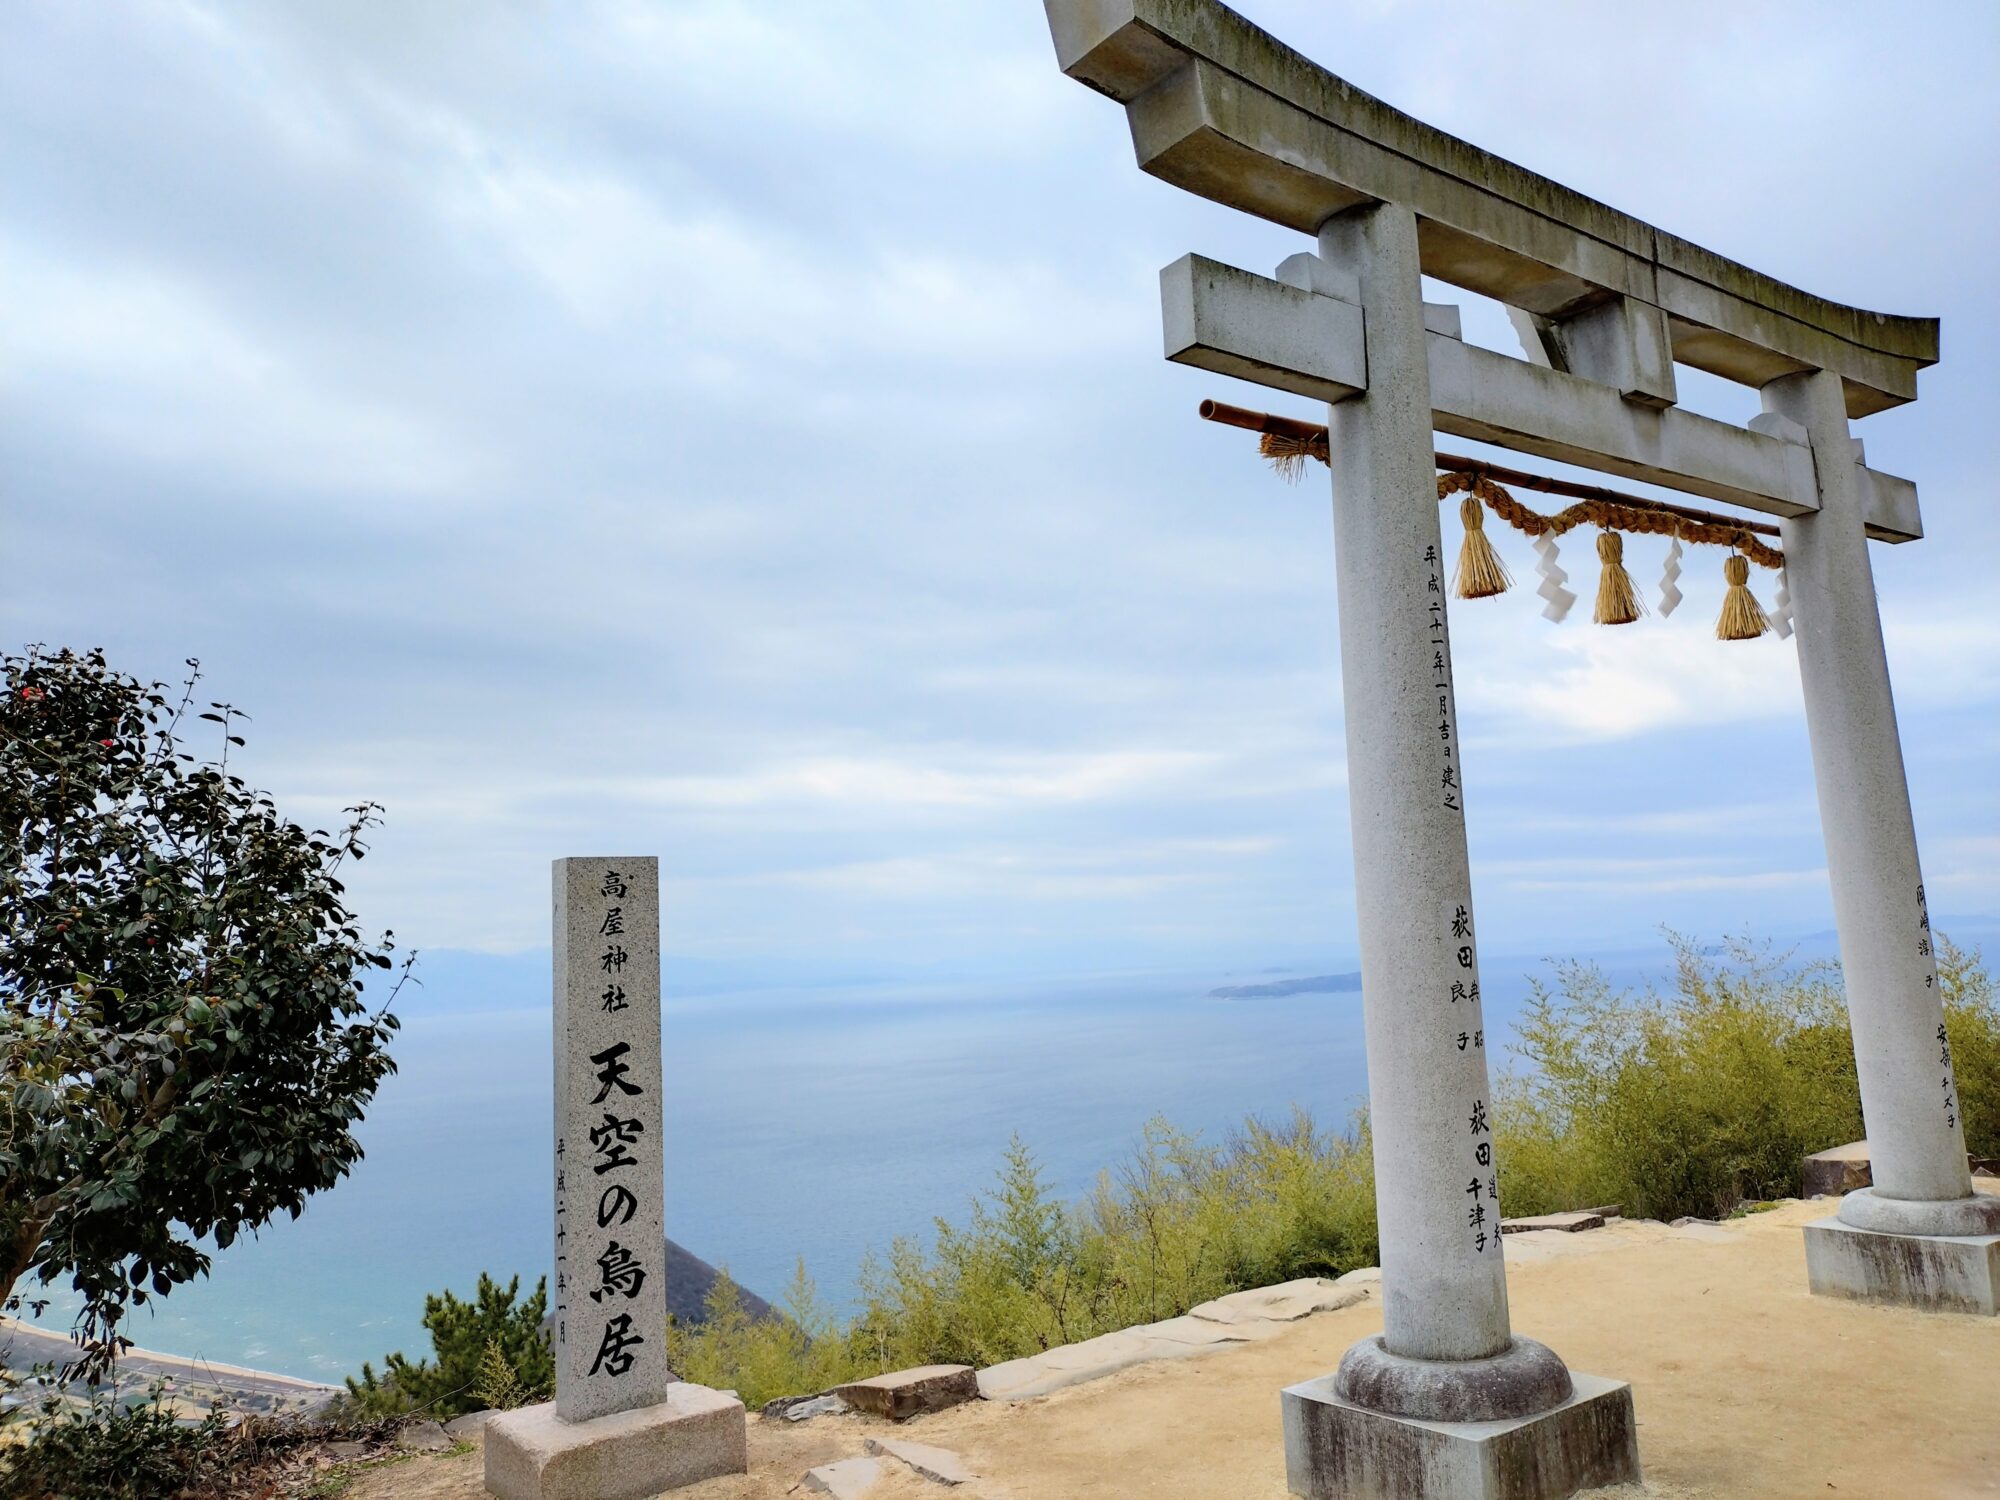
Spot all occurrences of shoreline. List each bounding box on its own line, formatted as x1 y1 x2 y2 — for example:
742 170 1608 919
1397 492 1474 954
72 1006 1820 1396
0 1314 339 1398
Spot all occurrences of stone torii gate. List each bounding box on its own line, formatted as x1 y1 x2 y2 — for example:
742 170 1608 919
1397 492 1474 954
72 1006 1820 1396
1041 3 1999 1496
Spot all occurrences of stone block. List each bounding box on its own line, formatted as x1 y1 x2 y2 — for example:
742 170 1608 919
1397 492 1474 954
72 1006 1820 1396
1190 1277 1360 1324
1802 1140 1873 1198
444 1410 493 1442
483 1383 747 1500
798 1457 884 1498
395 1418 452 1452
1802 1217 2000 1315
834 1364 978 1421
1281 1371 1639 1500
865 1436 975 1485
1498 1212 1604 1236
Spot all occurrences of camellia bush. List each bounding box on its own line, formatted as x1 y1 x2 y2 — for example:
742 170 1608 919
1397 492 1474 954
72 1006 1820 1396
0 645 404 1373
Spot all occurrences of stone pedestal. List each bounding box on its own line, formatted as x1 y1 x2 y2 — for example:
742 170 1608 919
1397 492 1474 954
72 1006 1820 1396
484 1384 748 1500
1803 1217 2000 1316
1282 1372 1640 1500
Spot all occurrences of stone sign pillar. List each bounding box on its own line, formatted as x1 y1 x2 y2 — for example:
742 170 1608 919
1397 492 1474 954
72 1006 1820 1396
1278 204 1640 1498
1763 372 2000 1313
485 858 747 1500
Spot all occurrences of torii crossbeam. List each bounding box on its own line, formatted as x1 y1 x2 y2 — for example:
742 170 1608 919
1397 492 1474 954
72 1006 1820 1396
1042 4 1998 1497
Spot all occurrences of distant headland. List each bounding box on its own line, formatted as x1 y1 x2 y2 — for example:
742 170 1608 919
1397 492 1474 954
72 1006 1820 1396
1209 973 1363 1000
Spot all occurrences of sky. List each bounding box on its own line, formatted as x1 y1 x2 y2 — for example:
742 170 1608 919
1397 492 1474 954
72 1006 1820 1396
6 1 1999 988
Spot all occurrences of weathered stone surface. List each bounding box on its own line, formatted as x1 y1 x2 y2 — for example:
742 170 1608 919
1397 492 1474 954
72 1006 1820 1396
551 857 670 1425
1499 1211 1605 1235
978 1276 1377 1402
1835 1185 2000 1238
483 1382 747 1500
1334 1335 1573 1424
833 1364 978 1421
978 1331 1165 1401
1283 1369 1641 1499
322 1439 369 1463
762 1392 850 1423
1803 1217 2000 1315
395 1418 452 1452
1770 369 1975 1244
1188 1276 1359 1324
444 1410 493 1442
1045 0 1935 414
796 1456 883 1498
864 1436 975 1485
1803 1139 1875 1198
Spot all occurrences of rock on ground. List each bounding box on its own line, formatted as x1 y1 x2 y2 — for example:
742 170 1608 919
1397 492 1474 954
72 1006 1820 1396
795 1455 884 1498
833 1365 978 1421
864 1436 975 1485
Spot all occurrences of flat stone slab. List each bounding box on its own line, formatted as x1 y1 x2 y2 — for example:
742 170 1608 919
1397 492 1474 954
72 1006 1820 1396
1188 1276 1360 1324
1283 1370 1641 1499
796 1456 884 1498
1803 1216 2000 1315
833 1364 978 1421
979 1281 1371 1401
484 1383 747 1500
1499 1211 1605 1235
864 1436 975 1485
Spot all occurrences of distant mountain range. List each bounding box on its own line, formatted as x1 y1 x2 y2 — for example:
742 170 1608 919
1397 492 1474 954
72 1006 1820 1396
1210 972 1363 1000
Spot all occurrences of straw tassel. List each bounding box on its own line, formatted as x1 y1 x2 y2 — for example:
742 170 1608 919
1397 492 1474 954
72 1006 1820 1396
1716 554 1769 641
1533 535 1576 622
1657 538 1684 617
1453 495 1511 599
1592 531 1644 625
1258 432 1317 483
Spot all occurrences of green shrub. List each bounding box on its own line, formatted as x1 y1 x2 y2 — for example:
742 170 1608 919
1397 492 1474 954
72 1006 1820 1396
655 1117 1377 1407
0 1379 232 1500
666 1261 863 1409
343 1272 551 1418
1494 932 1999 1221
1940 937 2000 1159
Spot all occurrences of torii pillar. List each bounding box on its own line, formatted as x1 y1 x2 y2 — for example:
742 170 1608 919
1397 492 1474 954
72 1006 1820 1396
1764 371 2000 1311
1294 199 1641 1494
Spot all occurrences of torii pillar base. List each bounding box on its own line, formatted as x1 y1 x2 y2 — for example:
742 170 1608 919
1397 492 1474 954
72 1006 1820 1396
1804 1217 2000 1316
1282 1372 1639 1500
484 1384 747 1500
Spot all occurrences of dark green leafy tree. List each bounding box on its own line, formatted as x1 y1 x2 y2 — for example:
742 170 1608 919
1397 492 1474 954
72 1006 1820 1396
345 1272 553 1417
0 645 404 1375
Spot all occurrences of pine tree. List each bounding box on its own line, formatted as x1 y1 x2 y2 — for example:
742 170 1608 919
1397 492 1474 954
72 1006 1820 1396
345 1272 552 1416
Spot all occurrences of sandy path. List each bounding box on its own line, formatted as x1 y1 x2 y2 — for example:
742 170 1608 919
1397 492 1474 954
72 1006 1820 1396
350 1196 2000 1499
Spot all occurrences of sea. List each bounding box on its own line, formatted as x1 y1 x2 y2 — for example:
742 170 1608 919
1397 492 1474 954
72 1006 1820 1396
20 923 1982 1386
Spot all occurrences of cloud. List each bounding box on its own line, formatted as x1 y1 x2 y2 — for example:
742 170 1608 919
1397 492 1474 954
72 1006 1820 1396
5 0 1996 969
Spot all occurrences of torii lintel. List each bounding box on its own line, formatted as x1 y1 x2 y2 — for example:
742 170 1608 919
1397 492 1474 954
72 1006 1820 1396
1044 0 1937 420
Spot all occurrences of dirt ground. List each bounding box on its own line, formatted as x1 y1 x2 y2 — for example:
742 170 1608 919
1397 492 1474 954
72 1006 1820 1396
346 1194 2000 1499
